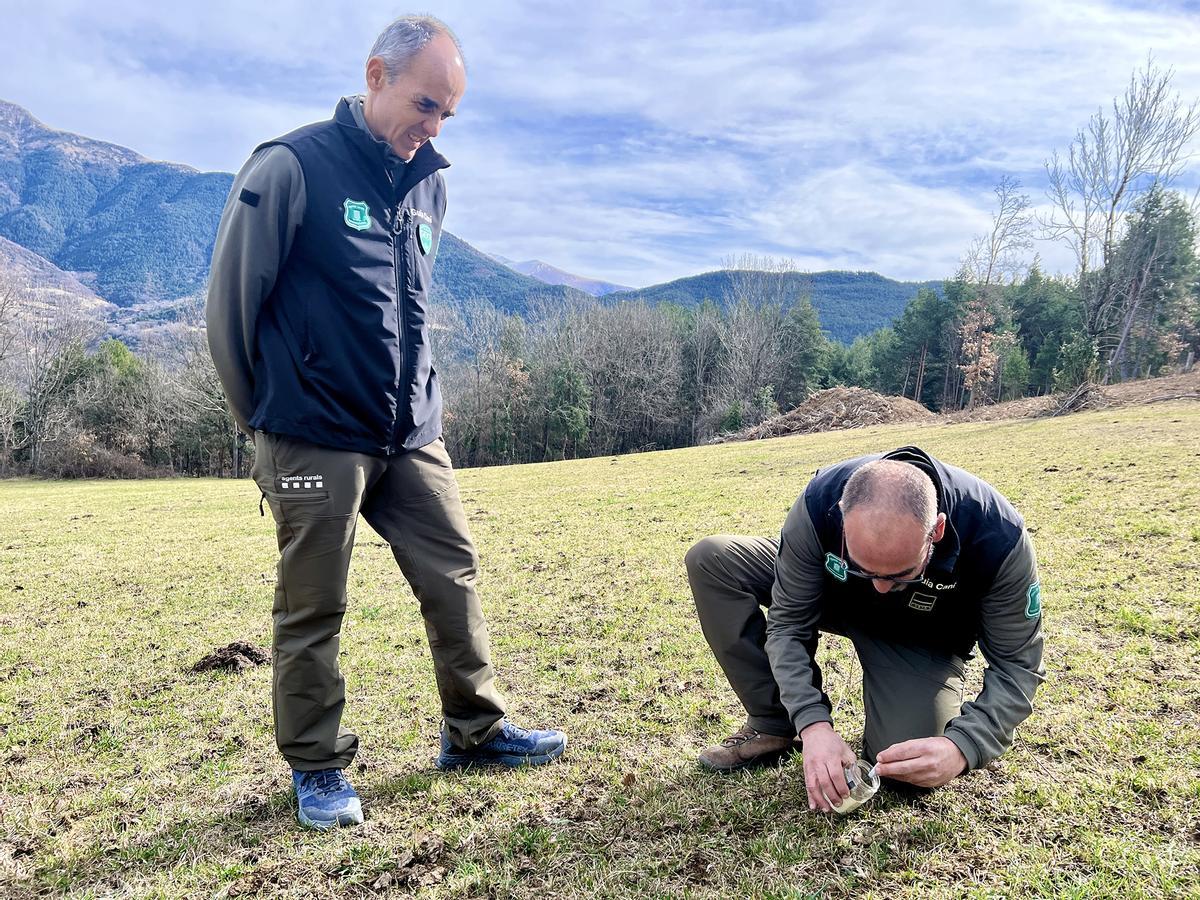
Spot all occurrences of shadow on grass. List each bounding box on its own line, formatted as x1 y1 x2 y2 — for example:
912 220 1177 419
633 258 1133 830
20 753 956 899
356 755 949 895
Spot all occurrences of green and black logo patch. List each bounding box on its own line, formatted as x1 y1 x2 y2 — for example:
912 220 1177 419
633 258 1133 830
1026 582 1042 618
824 553 847 582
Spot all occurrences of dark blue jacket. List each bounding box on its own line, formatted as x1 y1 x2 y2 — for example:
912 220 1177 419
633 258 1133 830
766 446 1043 768
803 446 1025 657
248 98 448 454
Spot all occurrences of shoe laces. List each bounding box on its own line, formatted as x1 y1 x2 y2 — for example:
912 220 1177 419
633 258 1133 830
501 721 531 740
720 727 760 748
307 769 348 794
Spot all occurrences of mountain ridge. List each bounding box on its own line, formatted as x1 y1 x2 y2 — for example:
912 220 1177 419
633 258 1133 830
504 257 631 296
0 99 936 343
605 269 944 343
0 98 583 316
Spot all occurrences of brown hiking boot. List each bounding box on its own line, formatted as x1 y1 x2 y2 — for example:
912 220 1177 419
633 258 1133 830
698 725 796 772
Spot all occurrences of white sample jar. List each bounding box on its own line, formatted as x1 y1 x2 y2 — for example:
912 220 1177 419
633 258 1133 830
829 759 880 815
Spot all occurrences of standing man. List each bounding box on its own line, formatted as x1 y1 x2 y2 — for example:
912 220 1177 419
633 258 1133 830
207 15 566 831
686 447 1044 811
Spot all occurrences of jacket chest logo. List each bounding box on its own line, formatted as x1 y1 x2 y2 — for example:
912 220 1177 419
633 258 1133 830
342 198 372 231
908 592 938 612
824 552 848 582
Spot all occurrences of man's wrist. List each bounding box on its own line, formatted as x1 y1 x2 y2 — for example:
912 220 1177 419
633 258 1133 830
800 721 834 739
936 736 970 777
942 728 982 772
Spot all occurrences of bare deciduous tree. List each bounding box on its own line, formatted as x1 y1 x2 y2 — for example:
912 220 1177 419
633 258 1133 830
716 255 797 428
1043 59 1200 379
439 295 531 465
683 300 723 440
951 178 1036 408
0 270 22 367
8 283 103 473
574 300 683 454
140 294 245 475
964 176 1034 288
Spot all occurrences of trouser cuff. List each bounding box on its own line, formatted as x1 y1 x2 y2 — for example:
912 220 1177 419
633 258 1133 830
287 754 356 772
445 713 506 750
746 714 796 738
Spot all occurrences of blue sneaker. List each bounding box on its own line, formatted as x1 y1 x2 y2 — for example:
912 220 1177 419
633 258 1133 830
291 768 364 830
435 720 567 770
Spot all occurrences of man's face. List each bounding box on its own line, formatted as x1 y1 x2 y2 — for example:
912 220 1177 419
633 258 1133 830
842 510 946 594
364 33 466 161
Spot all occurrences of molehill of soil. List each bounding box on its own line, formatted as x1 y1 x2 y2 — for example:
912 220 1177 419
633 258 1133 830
191 640 270 674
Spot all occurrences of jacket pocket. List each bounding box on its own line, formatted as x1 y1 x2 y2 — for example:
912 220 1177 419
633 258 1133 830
267 489 330 504
301 293 315 365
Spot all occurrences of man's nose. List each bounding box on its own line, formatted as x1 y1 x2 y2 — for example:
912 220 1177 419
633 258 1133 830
872 578 896 594
423 115 442 137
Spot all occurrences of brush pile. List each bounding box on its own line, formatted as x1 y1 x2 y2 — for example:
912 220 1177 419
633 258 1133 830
1050 382 1109 417
716 370 1197 442
718 387 935 442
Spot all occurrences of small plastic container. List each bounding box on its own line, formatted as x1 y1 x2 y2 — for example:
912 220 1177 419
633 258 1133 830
829 759 880 815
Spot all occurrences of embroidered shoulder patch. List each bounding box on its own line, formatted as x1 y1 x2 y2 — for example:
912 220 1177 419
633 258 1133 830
1026 582 1042 618
238 188 260 207
824 552 847 582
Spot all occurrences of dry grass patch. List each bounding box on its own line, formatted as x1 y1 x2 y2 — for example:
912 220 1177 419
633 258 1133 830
1 401 1198 897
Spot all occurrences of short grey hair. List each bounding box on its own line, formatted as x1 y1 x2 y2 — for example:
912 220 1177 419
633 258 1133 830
368 15 465 80
840 460 937 531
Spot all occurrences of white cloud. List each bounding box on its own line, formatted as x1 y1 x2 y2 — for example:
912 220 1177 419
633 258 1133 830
2 0 1199 284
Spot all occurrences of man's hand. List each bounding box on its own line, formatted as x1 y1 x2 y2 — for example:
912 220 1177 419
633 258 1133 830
800 722 856 812
873 737 967 788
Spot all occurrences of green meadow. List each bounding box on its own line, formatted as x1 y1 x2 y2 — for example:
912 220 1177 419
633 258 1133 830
1 402 1198 898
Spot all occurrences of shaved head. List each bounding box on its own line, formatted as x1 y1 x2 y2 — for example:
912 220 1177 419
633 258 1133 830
841 459 937 531
839 460 944 593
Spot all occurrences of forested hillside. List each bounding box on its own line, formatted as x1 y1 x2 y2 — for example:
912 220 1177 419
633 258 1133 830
607 270 943 344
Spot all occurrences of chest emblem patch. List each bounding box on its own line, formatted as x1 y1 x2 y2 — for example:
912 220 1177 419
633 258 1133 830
343 198 372 231
908 592 937 612
824 552 848 582
418 222 434 254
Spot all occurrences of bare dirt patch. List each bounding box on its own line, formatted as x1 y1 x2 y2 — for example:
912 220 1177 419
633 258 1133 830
1102 369 1200 404
727 370 1199 439
190 641 270 674
948 369 1199 423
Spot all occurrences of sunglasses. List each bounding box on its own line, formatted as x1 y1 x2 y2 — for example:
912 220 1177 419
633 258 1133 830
837 530 935 587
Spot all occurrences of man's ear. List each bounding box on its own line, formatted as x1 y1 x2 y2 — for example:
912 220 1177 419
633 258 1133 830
365 56 388 92
931 512 948 543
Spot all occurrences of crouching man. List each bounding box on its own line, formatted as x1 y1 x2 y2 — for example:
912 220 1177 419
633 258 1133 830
686 446 1044 811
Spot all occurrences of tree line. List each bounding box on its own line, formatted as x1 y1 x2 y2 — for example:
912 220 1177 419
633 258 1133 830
0 285 236 478
0 61 1196 477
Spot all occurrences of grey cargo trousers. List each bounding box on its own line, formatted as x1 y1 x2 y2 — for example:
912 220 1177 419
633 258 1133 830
687 535 966 761
252 431 506 771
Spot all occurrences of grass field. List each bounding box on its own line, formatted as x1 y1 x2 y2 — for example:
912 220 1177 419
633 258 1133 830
2 402 1199 898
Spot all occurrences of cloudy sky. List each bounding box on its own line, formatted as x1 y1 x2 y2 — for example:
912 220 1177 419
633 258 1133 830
3 0 1200 287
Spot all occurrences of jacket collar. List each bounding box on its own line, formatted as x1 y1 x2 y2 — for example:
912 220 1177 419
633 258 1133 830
332 96 450 193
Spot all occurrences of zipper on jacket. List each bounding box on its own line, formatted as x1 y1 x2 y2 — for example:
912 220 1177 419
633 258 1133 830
391 205 410 455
